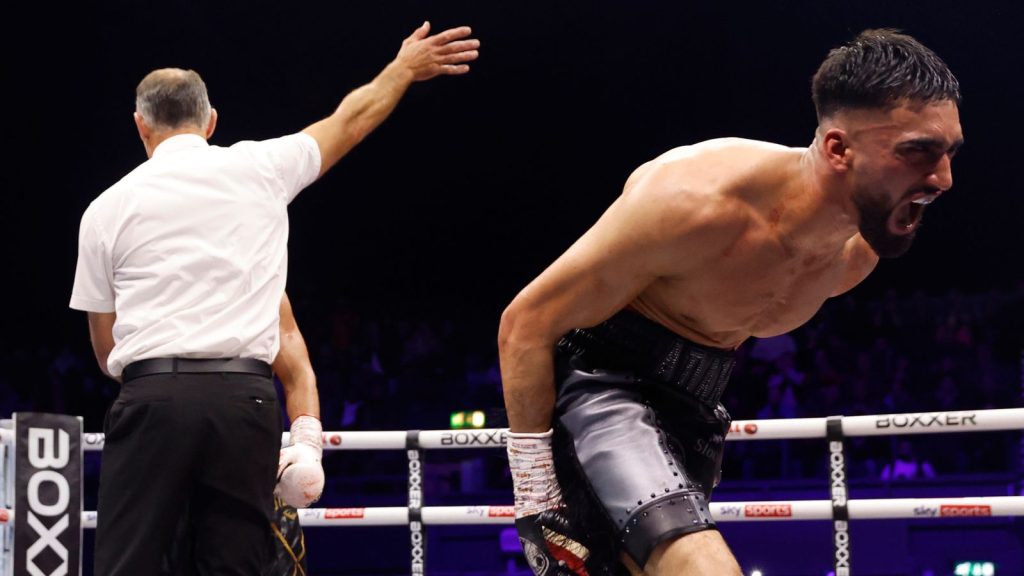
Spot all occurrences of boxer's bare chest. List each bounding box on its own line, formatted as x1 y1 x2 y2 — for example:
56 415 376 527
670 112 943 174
631 225 850 349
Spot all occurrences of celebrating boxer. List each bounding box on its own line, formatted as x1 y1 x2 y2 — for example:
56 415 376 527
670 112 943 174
499 28 962 575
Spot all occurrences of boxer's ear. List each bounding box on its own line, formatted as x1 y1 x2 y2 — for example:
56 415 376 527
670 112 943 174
821 128 852 173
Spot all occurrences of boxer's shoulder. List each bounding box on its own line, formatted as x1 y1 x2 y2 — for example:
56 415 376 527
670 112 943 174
631 139 799 199
653 137 798 162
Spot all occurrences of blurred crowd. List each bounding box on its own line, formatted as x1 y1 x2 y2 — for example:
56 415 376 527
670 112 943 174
2 283 1022 487
721 284 1023 480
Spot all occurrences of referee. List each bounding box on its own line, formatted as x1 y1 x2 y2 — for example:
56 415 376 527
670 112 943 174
70 22 479 575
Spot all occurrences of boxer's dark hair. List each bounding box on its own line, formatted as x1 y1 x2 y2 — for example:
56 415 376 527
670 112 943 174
811 29 960 121
135 68 212 131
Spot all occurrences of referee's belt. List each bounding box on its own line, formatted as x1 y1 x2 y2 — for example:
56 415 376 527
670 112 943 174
122 357 272 381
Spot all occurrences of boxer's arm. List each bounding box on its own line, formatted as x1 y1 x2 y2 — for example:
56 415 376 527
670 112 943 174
302 22 479 178
273 293 320 421
86 311 119 382
499 170 740 433
273 293 325 508
830 234 879 297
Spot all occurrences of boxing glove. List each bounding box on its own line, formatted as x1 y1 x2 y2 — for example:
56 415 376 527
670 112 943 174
275 415 325 508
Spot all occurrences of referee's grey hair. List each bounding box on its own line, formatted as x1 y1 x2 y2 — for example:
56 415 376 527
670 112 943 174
135 68 212 131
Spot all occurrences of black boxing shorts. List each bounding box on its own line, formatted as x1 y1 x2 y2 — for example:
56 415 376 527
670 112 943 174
551 308 734 573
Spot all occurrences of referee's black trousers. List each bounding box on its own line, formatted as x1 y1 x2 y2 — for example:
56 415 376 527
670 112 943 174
94 370 281 576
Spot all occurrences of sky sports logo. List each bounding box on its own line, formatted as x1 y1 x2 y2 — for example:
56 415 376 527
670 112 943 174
914 504 993 517
324 508 366 519
744 504 792 517
940 505 991 517
488 506 515 517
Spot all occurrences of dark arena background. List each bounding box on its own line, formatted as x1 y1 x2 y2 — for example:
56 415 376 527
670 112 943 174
2 1 1023 575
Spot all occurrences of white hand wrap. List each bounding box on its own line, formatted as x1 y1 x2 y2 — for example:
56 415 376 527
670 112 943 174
507 429 564 519
275 415 325 508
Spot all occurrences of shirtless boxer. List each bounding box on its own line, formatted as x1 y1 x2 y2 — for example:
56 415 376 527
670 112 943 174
498 29 962 575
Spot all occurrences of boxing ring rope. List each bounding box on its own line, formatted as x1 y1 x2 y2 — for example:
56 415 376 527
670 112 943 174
3 496 1023 530
2 407 1023 575
4 406 1018 450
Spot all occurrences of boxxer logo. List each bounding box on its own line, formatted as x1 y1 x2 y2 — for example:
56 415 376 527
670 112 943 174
439 430 507 446
14 413 82 576
407 449 424 575
829 441 847 507
875 412 977 429
408 451 423 509
833 520 851 576
410 521 425 575
27 427 72 576
828 439 850 576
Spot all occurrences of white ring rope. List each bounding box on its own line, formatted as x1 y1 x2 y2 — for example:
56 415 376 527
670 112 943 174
5 407 1017 451
727 408 1024 440
3 497 1022 529
2 406 1021 576
4 403 1019 569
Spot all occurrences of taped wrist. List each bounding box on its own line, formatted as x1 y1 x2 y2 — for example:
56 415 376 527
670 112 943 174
508 429 563 518
289 415 323 458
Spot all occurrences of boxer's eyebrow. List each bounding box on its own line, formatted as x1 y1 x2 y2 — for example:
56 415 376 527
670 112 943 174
897 137 965 157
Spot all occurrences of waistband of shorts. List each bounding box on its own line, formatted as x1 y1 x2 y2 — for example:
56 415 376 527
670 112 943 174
556 309 735 408
122 357 273 381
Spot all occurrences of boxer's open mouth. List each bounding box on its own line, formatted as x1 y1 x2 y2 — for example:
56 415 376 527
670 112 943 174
890 190 939 235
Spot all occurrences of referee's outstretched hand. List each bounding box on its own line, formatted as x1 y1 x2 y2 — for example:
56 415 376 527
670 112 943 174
396 21 480 82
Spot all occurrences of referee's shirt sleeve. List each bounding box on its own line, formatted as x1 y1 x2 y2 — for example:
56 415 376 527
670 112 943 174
69 203 115 313
272 132 322 204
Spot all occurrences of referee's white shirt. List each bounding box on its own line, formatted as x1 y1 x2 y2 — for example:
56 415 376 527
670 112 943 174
70 132 321 378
